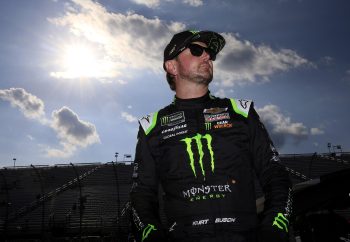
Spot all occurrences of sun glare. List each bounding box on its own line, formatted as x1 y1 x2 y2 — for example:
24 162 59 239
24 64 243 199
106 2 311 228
61 44 98 78
51 42 117 80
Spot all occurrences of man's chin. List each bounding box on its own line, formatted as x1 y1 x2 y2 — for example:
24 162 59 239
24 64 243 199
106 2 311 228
199 75 213 85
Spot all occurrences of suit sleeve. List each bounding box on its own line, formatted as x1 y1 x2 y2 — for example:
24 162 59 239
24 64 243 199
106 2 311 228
248 104 292 242
129 127 166 242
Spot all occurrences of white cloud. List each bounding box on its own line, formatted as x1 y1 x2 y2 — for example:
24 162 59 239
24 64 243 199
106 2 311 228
1 87 100 158
213 89 227 98
117 79 128 85
131 0 161 8
47 107 100 158
49 0 310 86
0 88 46 121
257 104 308 148
216 33 312 87
49 0 185 80
49 107 100 157
319 56 333 66
310 127 325 135
183 0 203 7
27 135 35 141
98 79 128 85
121 111 138 123
45 143 78 158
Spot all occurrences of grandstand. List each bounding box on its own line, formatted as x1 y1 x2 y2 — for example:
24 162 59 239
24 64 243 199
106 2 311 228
1 152 349 241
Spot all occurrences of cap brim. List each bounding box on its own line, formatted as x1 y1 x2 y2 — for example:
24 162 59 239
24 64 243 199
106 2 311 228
190 31 226 55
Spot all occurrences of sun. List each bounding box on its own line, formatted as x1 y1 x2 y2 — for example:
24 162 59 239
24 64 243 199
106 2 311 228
61 44 98 78
51 42 117 80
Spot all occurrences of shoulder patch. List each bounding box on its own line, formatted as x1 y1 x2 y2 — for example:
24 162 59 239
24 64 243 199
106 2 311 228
230 98 252 118
139 112 158 135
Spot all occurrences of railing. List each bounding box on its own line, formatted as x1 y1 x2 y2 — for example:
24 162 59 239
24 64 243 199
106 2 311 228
5 164 102 225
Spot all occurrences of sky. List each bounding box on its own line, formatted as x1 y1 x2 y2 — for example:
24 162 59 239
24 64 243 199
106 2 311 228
0 0 349 167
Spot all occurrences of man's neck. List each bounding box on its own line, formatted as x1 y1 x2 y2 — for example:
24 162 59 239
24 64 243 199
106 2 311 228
175 83 209 99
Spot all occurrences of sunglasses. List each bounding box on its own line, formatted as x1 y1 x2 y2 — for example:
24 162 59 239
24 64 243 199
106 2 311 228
187 44 216 61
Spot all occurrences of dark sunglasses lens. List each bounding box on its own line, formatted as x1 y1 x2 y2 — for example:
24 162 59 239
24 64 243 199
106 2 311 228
189 45 204 57
189 44 216 61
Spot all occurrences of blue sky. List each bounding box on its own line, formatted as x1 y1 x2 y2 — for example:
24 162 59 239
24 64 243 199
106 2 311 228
0 0 349 167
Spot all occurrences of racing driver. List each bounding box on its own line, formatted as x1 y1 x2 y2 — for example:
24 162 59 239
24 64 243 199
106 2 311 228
130 30 292 242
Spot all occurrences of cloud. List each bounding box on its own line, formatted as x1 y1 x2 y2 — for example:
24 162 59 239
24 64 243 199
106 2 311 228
121 111 138 123
131 0 161 8
0 88 45 121
1 87 100 158
257 104 308 148
27 135 35 141
130 0 202 8
183 0 203 7
49 107 100 157
49 0 310 85
318 56 334 66
49 0 185 79
216 33 312 87
310 127 325 135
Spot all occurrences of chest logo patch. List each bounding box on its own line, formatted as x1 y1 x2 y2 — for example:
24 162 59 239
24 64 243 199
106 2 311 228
204 112 230 123
161 111 185 126
203 107 228 114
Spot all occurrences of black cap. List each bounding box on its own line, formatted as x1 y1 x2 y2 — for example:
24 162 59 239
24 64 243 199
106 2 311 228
163 30 226 66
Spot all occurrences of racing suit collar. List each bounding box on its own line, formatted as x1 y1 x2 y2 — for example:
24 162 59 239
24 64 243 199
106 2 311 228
173 91 213 108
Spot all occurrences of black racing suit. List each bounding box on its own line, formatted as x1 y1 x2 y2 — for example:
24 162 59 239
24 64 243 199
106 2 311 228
130 92 292 242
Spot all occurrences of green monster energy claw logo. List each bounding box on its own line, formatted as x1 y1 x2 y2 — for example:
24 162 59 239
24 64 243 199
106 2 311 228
272 213 289 233
181 133 215 179
189 30 200 35
205 122 212 130
142 224 156 242
161 116 169 125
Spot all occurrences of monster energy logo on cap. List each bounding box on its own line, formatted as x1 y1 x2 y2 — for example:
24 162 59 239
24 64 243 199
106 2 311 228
181 133 215 179
205 122 212 130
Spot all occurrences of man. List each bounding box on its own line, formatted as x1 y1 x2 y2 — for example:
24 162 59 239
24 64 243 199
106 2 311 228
130 30 292 242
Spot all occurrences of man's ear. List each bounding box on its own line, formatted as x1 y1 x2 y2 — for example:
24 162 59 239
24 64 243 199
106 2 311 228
164 60 177 76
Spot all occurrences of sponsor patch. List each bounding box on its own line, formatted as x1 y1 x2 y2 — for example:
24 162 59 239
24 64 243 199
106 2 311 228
213 120 233 129
182 184 232 202
163 130 188 140
161 124 187 134
161 111 185 126
204 112 230 122
203 107 228 114
205 120 233 130
161 124 188 140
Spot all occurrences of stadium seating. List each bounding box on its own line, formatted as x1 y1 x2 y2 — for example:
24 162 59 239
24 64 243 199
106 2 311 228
0 153 349 241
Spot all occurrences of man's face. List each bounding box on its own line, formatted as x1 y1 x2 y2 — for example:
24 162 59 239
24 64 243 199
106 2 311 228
175 41 213 86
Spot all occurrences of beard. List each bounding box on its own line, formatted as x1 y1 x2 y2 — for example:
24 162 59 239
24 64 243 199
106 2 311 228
178 62 213 85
